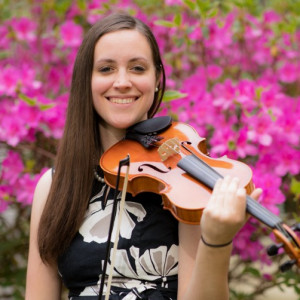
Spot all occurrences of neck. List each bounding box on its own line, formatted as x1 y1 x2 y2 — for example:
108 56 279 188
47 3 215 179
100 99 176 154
99 123 126 153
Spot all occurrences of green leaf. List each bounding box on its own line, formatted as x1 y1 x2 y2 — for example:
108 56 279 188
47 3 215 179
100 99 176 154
207 7 218 18
53 0 73 15
183 0 197 11
228 140 236 150
76 0 86 10
154 20 176 28
196 0 211 16
174 13 182 26
40 104 55 110
162 90 187 102
255 86 264 100
19 93 36 106
267 108 277 122
19 93 54 111
291 177 300 198
243 266 261 278
0 50 9 59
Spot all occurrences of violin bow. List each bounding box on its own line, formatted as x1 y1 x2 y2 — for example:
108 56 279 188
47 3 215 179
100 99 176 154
98 155 130 300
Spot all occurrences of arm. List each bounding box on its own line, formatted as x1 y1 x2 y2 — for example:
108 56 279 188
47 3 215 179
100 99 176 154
178 176 262 300
25 169 62 300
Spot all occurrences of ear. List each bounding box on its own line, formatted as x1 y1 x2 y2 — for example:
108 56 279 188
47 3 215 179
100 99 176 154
155 70 162 89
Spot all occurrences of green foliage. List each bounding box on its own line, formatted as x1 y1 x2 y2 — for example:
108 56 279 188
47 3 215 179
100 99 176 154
0 204 30 299
162 90 187 102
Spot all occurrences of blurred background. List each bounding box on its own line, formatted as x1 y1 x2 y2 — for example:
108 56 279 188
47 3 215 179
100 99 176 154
0 0 300 299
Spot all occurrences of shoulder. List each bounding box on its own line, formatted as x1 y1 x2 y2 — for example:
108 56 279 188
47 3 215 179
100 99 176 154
32 168 53 217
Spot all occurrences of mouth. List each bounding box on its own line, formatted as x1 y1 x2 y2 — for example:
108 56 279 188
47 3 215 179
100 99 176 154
107 97 138 104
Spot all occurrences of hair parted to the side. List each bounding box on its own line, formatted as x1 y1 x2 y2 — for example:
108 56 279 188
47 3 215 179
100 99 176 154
38 12 166 264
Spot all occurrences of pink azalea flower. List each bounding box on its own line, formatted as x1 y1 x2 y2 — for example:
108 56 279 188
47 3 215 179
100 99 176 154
278 62 299 83
0 110 29 146
0 67 20 96
10 17 37 41
40 94 68 139
274 146 300 176
212 79 236 110
165 0 182 4
263 273 273 281
233 222 265 261
246 114 274 147
16 102 41 129
181 67 207 101
16 173 40 206
60 20 83 47
263 10 281 24
205 14 234 51
0 24 10 48
1 151 24 185
206 65 223 80
188 25 202 41
252 169 285 214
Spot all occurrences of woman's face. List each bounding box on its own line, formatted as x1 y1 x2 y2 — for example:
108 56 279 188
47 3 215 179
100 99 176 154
91 29 159 132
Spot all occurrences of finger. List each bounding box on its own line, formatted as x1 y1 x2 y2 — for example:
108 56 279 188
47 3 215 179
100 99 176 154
208 178 223 208
250 188 263 201
236 186 247 212
209 176 230 210
224 178 247 221
222 176 240 207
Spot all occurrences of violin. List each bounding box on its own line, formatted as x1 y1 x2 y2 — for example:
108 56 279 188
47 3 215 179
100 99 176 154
100 116 300 271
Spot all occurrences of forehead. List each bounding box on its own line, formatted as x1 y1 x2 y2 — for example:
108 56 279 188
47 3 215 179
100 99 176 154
93 29 153 61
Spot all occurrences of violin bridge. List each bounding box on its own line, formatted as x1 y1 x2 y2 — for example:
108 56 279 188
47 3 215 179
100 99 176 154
158 137 180 161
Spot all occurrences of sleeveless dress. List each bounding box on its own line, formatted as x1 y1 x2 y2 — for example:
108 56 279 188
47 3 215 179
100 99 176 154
58 169 179 299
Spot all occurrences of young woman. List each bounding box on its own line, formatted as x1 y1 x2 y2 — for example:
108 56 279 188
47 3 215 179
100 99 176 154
25 13 261 299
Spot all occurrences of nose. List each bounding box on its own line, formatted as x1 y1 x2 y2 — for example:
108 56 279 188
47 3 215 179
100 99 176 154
113 69 132 89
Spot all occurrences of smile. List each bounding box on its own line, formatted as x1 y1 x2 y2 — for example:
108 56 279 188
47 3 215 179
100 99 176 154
108 97 137 104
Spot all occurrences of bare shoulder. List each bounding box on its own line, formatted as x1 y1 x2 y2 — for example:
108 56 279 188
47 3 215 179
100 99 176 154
31 168 53 215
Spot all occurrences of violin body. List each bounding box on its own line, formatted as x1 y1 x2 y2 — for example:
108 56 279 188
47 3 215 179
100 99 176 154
100 121 254 224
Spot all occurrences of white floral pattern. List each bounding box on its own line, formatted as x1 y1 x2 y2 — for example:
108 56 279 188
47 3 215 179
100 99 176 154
80 186 147 243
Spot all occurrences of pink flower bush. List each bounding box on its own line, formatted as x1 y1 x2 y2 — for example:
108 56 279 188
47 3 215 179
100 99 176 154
0 1 299 272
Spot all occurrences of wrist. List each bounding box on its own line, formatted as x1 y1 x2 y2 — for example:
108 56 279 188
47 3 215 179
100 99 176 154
200 235 232 248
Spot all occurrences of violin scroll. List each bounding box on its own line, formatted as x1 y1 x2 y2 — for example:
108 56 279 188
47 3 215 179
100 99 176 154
267 223 300 271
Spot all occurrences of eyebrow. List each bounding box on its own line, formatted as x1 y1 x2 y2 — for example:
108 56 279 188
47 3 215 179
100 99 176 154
94 57 150 65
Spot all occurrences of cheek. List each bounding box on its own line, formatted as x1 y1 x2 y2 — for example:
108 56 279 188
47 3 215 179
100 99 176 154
91 76 106 96
138 76 156 96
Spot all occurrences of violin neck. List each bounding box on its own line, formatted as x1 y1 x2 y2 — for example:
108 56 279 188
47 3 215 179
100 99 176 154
177 154 283 229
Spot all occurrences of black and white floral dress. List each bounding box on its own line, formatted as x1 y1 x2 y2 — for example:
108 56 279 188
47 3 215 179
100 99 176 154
58 170 179 299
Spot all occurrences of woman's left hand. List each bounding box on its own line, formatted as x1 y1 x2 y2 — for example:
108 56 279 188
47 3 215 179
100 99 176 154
200 176 262 247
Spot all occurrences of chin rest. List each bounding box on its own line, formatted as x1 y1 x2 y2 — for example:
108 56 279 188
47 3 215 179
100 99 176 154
125 116 172 148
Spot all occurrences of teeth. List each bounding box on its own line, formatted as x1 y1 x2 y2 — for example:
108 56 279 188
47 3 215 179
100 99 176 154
109 98 135 104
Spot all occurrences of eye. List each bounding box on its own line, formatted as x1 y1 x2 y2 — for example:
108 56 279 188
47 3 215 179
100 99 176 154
131 65 146 73
98 66 114 73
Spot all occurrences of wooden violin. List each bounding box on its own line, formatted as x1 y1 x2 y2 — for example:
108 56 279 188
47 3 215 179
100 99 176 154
100 116 300 271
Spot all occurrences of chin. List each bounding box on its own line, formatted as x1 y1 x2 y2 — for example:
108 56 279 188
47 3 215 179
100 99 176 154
110 115 147 129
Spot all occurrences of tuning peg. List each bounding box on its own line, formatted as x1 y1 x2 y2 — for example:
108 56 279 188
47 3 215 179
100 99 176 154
280 259 297 272
267 243 284 256
291 223 300 232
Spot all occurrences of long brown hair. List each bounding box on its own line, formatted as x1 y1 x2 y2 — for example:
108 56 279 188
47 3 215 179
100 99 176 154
38 13 166 264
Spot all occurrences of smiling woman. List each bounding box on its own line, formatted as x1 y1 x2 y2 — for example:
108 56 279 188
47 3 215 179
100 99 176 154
91 29 159 138
25 12 262 300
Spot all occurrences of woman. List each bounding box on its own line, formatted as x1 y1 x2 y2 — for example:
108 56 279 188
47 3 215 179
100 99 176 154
26 13 261 299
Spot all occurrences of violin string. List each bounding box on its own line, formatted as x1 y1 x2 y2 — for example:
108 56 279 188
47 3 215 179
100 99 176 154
181 141 285 230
